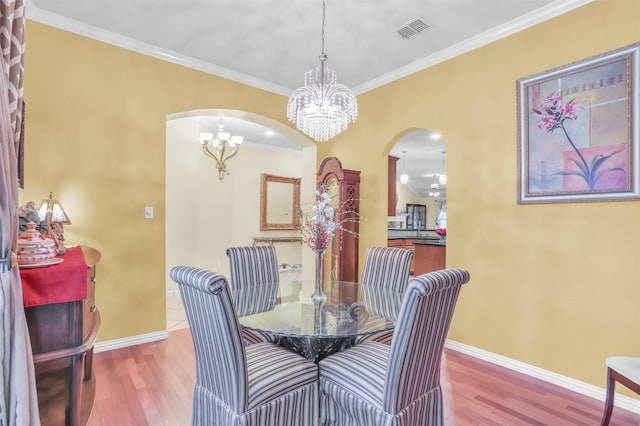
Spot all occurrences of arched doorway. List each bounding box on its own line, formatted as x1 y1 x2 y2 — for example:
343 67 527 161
388 128 446 230
165 109 316 329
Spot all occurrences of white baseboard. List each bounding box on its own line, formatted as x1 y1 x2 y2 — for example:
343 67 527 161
94 330 168 353
445 339 640 415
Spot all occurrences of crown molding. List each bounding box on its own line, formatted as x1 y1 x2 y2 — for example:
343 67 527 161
353 0 595 95
24 0 293 96
25 0 594 97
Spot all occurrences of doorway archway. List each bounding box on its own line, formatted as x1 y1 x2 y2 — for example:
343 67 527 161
387 128 446 230
165 110 316 328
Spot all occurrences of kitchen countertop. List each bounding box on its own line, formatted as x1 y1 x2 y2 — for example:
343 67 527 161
387 236 440 240
413 240 446 246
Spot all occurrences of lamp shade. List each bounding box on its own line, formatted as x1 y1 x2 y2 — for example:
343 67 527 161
37 192 71 224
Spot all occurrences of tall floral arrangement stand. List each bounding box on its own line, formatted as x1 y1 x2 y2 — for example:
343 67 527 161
298 183 363 335
298 187 339 304
316 157 360 304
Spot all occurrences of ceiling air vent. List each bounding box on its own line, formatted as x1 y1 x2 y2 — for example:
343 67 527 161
396 16 431 40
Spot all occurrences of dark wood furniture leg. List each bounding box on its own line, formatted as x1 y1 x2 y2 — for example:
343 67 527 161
84 348 94 381
601 367 615 426
601 367 640 426
65 354 84 426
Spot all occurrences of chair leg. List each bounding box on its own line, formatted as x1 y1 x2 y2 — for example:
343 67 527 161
601 367 615 426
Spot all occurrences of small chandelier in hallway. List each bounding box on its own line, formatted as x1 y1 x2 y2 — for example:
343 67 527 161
286 0 358 142
199 118 243 181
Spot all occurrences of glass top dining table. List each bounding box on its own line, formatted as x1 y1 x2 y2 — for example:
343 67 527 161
237 279 400 362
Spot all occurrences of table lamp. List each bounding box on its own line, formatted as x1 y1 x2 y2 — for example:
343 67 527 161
37 191 71 255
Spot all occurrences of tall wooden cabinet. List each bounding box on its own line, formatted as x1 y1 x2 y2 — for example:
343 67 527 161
388 155 399 216
317 157 360 302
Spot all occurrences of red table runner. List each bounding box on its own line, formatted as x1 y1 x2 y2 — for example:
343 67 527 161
20 246 88 307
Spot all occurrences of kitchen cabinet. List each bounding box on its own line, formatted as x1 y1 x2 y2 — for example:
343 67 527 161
318 157 360 302
413 242 446 275
388 155 399 216
387 238 423 275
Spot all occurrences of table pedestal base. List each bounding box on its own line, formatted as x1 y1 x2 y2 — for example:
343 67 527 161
273 335 357 363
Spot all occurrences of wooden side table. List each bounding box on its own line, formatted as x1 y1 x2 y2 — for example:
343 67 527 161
21 245 101 426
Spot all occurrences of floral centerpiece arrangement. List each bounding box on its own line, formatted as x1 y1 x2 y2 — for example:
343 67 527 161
298 185 362 302
298 186 337 253
435 228 446 241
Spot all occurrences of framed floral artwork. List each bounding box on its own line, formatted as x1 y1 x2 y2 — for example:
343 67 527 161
517 42 640 204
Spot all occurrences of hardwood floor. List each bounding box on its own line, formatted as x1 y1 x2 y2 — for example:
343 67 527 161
38 328 639 425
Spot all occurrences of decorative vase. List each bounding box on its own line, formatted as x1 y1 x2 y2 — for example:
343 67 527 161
312 248 327 303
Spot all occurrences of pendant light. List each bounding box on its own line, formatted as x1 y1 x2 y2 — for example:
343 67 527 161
429 175 441 197
439 151 447 185
399 150 409 184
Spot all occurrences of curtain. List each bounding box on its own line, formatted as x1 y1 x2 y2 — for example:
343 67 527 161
0 0 41 425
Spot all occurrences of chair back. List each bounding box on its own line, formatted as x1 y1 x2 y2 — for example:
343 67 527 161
170 266 248 413
360 246 413 320
383 268 470 414
226 246 279 316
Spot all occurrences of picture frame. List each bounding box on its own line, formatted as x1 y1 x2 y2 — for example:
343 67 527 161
517 42 640 204
259 173 301 231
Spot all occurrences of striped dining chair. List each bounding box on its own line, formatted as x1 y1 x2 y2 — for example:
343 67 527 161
319 268 471 425
227 246 280 344
170 266 319 426
356 246 414 345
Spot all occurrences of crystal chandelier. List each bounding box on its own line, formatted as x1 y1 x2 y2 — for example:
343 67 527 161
199 118 243 181
286 0 358 142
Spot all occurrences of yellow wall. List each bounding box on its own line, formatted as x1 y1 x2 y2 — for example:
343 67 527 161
21 0 640 393
318 0 640 391
21 21 293 341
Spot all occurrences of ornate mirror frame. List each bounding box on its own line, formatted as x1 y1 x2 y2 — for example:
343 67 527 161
260 174 301 231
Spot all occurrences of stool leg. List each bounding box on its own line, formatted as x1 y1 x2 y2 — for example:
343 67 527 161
84 347 94 381
601 367 615 426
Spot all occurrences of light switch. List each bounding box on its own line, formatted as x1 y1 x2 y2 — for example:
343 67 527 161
144 206 154 219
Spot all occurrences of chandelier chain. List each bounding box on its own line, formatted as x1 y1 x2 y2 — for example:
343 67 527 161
321 0 326 56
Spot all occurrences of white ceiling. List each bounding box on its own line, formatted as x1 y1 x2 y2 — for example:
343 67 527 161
26 0 591 197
